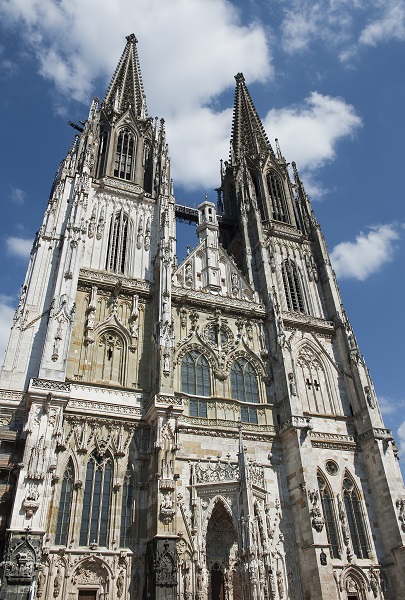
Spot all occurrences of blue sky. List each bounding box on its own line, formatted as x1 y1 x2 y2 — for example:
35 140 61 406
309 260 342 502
0 0 404 467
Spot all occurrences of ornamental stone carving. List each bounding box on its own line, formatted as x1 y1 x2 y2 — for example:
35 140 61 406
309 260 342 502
308 489 324 533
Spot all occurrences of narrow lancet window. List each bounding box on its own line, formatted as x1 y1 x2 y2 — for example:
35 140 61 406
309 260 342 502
266 171 290 223
318 476 339 558
106 211 129 273
343 477 368 559
55 459 74 545
231 358 259 403
282 258 306 313
114 129 135 180
80 452 112 547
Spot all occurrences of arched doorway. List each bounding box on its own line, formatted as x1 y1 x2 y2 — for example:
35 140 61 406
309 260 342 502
206 501 238 600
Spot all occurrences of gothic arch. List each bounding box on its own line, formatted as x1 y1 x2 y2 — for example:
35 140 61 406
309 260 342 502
225 347 266 380
104 209 134 274
203 497 239 600
70 555 112 597
202 495 238 542
341 565 369 600
294 341 338 415
266 169 290 223
341 471 370 560
90 322 131 386
113 126 137 181
317 468 340 559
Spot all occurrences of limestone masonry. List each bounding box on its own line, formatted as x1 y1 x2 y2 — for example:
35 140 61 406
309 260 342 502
0 34 404 600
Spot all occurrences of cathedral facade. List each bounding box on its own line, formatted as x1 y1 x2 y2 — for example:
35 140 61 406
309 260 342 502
0 34 404 600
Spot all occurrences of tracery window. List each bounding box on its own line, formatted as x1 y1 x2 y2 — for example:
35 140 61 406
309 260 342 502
106 210 129 273
231 358 259 404
95 331 125 386
318 476 339 558
207 325 229 347
343 477 368 559
282 258 306 313
120 467 133 547
181 351 211 397
55 459 74 546
114 128 135 180
266 171 290 223
297 346 334 414
79 452 112 547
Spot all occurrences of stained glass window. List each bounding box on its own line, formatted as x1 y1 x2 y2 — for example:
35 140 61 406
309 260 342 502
80 452 112 547
55 459 74 545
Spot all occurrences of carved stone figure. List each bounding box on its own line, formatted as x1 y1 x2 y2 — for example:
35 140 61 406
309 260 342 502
53 568 62 598
117 570 124 598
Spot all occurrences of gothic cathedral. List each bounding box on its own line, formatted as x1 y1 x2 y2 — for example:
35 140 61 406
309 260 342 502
0 35 404 600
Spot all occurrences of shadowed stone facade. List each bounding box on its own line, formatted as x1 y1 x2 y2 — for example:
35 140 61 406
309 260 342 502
0 34 404 600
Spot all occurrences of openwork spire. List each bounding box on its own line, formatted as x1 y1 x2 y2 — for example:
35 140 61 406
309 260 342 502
230 73 275 163
103 34 147 118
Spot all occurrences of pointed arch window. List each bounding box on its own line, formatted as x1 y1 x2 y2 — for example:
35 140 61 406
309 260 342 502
114 128 135 180
266 171 290 223
181 351 211 398
95 330 125 386
343 477 368 559
96 130 109 178
106 210 129 273
231 358 259 404
318 476 339 558
80 452 112 547
55 459 74 545
120 467 133 548
282 258 306 313
231 359 259 423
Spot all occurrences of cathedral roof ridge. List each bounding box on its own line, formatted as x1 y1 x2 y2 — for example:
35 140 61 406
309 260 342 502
102 33 147 120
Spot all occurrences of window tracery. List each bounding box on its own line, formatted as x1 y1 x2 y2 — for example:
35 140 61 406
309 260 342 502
266 171 290 223
95 331 125 386
297 346 333 414
282 258 306 313
114 128 135 180
343 476 368 559
181 351 211 397
55 458 74 545
106 210 129 274
317 475 339 558
231 358 259 423
80 452 112 547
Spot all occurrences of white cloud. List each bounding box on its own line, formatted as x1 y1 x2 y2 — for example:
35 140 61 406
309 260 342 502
261 92 362 198
398 420 405 457
0 0 271 190
6 236 32 259
0 294 15 365
330 224 401 281
359 1 405 47
379 395 405 416
264 92 362 171
10 186 26 205
280 0 405 58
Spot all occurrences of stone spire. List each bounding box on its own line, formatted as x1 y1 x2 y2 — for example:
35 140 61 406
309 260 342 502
230 72 275 164
102 33 147 118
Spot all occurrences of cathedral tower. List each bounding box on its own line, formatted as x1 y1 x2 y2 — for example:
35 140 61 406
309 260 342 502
0 36 404 600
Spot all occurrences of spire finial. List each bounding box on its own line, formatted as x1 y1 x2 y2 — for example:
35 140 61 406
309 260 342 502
126 33 138 44
102 34 147 118
235 72 245 83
